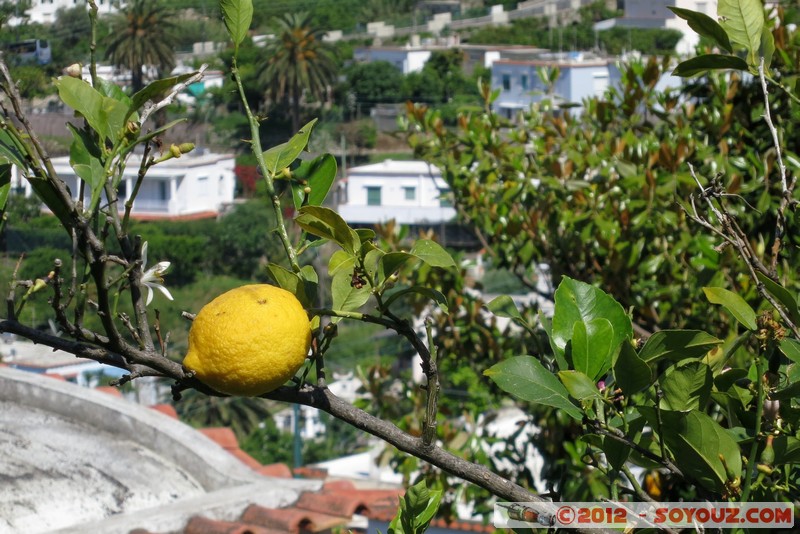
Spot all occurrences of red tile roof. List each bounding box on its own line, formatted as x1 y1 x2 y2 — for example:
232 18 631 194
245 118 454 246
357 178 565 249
83 388 494 533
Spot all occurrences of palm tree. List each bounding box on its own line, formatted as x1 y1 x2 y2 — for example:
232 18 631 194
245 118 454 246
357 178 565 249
104 0 176 94
259 12 338 132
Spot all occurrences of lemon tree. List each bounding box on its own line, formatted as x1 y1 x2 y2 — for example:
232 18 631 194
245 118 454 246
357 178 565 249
183 284 311 396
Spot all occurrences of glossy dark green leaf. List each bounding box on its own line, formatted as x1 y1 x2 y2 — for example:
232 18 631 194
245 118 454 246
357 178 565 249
780 338 800 365
0 161 10 212
265 263 310 308
66 123 105 211
379 252 417 281
291 153 337 207
772 436 800 465
703 287 757 330
614 341 653 395
659 361 713 412
639 407 742 493
668 6 732 52
262 118 317 177
551 277 632 364
638 330 723 363
757 272 800 325
295 205 360 254
220 0 253 48
382 285 449 314
672 54 750 77
55 76 127 143
484 356 582 420
409 239 456 269
558 370 601 401
0 129 28 168
129 72 196 119
571 317 613 381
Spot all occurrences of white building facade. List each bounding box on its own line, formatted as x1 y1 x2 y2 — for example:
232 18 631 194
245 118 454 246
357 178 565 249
336 160 456 226
10 0 122 25
491 54 617 116
13 151 236 219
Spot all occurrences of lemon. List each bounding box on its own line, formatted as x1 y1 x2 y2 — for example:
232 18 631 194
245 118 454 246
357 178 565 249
183 284 311 396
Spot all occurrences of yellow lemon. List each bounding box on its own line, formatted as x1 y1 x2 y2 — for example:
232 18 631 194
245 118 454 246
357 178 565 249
183 284 311 396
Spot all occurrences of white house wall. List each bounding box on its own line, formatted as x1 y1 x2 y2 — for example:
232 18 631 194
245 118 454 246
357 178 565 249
337 160 456 225
19 153 235 218
15 0 120 25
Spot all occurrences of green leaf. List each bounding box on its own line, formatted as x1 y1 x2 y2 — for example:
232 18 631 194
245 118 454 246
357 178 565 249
129 73 196 119
55 76 127 143
668 7 732 52
761 23 775 70
382 285 449 314
639 407 742 493
331 267 370 319
551 277 632 364
703 287 758 330
672 54 751 77
718 0 765 65
614 341 653 395
0 161 10 212
379 252 418 282
389 480 442 534
296 205 360 254
772 436 800 465
570 317 614 381
220 0 253 48
0 128 28 168
262 118 317 177
659 361 713 411
484 356 583 420
409 239 456 269
485 295 528 327
292 153 337 207
771 380 800 402
780 338 800 365
66 123 106 211
328 249 355 276
757 272 800 325
265 263 310 308
558 370 601 401
638 330 723 363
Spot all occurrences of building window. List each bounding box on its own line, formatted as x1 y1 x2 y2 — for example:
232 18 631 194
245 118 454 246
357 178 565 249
521 74 528 90
366 186 381 206
403 186 416 200
159 181 169 200
502 74 511 91
439 188 453 207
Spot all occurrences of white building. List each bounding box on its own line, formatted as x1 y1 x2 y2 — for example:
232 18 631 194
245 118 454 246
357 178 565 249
13 151 236 219
336 160 455 226
594 0 718 55
353 45 436 75
9 0 122 25
492 53 617 117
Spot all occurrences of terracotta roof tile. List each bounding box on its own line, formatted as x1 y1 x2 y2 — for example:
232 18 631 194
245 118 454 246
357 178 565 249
150 403 179 419
292 466 327 479
185 516 286 534
294 491 370 517
241 504 349 532
320 480 356 492
198 427 262 470
257 463 293 478
95 385 122 396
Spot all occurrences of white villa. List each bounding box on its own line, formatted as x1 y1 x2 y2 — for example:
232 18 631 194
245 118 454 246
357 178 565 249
8 0 122 25
336 160 455 226
12 151 237 219
491 52 618 117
